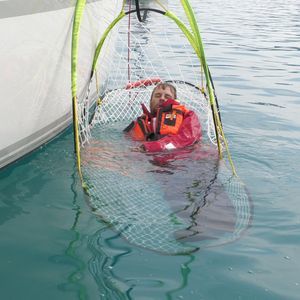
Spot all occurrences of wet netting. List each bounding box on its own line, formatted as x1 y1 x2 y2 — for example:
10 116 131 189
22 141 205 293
71 0 252 254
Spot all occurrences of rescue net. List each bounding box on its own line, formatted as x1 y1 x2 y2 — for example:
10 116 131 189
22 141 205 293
78 14 218 148
71 1 252 254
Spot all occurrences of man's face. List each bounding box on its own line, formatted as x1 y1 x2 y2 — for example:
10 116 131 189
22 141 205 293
150 85 175 115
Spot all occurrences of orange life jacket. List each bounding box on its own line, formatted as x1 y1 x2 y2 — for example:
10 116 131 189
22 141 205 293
155 104 189 136
123 115 152 141
124 103 189 140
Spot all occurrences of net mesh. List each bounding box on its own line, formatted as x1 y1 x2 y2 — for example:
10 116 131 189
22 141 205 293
76 10 251 254
83 164 199 254
77 11 218 146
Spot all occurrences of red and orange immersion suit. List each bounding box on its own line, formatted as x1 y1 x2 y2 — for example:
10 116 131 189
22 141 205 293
124 99 202 152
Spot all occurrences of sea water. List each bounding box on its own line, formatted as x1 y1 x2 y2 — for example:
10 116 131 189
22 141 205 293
1 0 300 299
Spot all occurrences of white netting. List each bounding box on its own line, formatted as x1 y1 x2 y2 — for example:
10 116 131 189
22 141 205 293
83 163 199 254
77 9 251 254
77 11 218 147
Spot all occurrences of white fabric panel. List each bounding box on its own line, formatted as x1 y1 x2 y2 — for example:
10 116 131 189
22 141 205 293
0 1 121 167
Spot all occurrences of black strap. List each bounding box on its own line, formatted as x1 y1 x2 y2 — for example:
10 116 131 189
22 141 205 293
135 0 143 22
208 67 222 124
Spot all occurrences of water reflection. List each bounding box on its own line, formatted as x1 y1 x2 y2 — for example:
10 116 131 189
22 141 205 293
53 165 199 299
87 222 197 300
88 227 133 299
49 171 88 299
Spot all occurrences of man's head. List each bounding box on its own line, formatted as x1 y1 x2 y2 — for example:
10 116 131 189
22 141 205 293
150 83 177 115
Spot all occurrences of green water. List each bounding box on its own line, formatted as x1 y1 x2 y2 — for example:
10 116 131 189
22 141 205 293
1 0 300 299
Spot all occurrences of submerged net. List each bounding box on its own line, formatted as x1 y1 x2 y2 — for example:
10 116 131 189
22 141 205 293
75 6 252 254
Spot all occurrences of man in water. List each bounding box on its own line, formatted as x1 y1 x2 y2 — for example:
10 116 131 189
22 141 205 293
124 82 202 152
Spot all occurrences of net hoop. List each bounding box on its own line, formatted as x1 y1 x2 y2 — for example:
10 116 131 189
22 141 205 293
69 1 251 254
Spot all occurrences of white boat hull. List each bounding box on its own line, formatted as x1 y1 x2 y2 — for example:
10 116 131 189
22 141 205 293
0 0 122 168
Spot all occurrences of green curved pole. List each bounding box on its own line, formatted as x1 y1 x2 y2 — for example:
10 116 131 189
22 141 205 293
71 0 87 181
180 0 237 175
71 1 126 183
92 10 126 73
166 10 222 156
180 1 222 147
71 0 87 97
